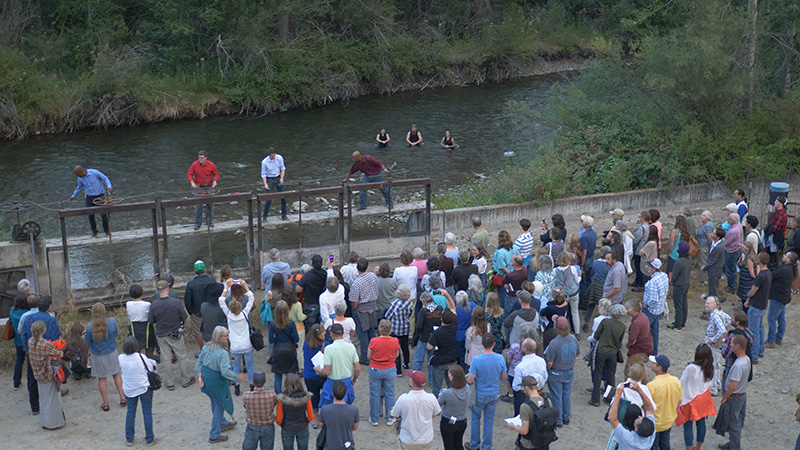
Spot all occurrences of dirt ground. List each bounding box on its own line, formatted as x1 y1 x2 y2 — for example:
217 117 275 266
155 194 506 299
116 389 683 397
2 200 800 449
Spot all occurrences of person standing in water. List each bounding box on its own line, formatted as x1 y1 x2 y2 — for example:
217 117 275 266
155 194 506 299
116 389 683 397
68 165 112 237
187 151 219 230
406 124 423 147
376 129 391 148
440 130 456 149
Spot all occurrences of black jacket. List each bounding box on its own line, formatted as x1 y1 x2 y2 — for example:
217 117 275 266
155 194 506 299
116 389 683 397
184 274 221 316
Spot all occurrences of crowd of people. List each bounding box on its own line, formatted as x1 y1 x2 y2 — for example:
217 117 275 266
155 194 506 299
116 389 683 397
5 189 800 450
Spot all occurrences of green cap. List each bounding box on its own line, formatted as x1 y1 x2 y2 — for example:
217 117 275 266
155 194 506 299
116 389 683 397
194 260 206 273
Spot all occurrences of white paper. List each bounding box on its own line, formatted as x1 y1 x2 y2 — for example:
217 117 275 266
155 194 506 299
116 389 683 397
505 415 522 427
311 352 325 369
432 326 439 331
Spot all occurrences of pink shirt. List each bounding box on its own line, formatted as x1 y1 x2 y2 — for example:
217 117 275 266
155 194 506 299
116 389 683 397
724 223 743 253
411 260 428 280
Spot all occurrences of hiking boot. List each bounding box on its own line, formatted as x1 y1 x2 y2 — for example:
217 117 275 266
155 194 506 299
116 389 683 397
234 385 240 396
764 343 777 349
220 421 237 432
776 340 783 345
209 436 229 443
182 377 196 388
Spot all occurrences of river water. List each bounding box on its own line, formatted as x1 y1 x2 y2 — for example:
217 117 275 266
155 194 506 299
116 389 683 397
0 75 561 288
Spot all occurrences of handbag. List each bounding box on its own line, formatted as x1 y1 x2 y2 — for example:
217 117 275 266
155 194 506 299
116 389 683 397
616 349 624 364
260 294 273 327
491 273 504 287
246 316 265 351
138 353 161 391
1 320 14 340
688 236 700 259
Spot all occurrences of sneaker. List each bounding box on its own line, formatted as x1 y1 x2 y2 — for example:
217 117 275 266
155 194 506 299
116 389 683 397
147 438 159 447
751 359 759 364
250 384 255 392
209 223 214 228
194 352 200 359
167 385 175 391
234 385 240 396
666 323 679 330
500 395 514 403
563 419 570 425
220 420 237 432
588 400 600 406
182 377 196 388
386 417 396 426
369 419 379 426
13 385 19 391
582 323 589 333
356 206 367 211
585 387 593 394
193 226 201 231
718 442 731 449
464 444 479 450
209 436 229 443
61 388 69 396
777 340 783 345
281 216 289 221
127 442 134 447
91 231 98 238
764 343 776 349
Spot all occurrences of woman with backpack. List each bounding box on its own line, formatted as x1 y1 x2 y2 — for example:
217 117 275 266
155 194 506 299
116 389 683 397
118 336 158 446
218 279 256 396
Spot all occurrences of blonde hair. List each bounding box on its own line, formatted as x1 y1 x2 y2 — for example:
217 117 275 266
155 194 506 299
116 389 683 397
91 302 108 342
31 320 46 342
469 305 488 336
229 299 243 315
273 300 291 330
485 292 503 318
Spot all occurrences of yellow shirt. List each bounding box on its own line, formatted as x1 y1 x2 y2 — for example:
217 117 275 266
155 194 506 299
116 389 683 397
647 373 683 432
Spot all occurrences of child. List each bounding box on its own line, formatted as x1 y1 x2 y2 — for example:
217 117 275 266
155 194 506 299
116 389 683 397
276 373 314 450
65 322 90 380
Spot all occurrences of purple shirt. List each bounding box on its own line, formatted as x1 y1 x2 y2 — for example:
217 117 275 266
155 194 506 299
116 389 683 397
724 222 743 253
347 155 384 177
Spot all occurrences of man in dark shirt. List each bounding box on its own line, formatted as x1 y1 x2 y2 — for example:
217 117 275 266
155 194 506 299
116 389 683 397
428 309 458 397
624 299 653 379
764 252 795 348
150 280 195 390
745 252 771 364
502 255 529 313
184 260 220 351
452 249 479 292
319 380 359 450
342 151 392 210
296 254 327 325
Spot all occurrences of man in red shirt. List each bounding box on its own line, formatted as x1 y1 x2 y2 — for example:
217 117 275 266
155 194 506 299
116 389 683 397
624 298 654 379
342 151 392 211
187 151 219 230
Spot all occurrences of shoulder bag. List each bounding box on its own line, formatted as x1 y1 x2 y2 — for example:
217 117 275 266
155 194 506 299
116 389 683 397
138 353 161 391
1 320 14 341
246 315 265 351
688 236 700 259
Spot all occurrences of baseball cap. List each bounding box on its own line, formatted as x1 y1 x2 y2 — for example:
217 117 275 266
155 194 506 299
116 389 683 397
776 195 787 205
649 355 671 371
581 215 595 227
678 241 690 255
330 323 344 336
311 254 323 268
521 373 545 388
609 208 625 216
406 370 426 386
649 258 662 270
194 260 206 273
156 280 170 291
555 316 569 331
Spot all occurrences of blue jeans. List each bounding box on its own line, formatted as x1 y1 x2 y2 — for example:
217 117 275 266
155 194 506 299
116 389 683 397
281 427 309 450
651 427 671 450
469 394 499 450
358 174 392 209
274 373 284 394
209 396 230 439
243 424 275 450
642 308 660 355
369 367 396 422
263 177 287 219
747 306 765 360
412 340 434 383
431 364 451 398
766 299 786 344
724 250 741 291
233 350 255 387
547 369 574 424
194 203 213 228
352 313 376 362
125 392 154 444
683 418 706 447
13 344 25 388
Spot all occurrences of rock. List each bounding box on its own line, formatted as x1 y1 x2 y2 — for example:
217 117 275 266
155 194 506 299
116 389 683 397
782 386 790 394
291 201 308 212
472 172 489 179
229 200 239 205
234 229 243 236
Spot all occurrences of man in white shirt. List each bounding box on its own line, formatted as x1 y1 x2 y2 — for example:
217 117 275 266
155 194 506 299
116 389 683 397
340 251 360 287
260 147 288 221
511 338 548 416
391 370 442 450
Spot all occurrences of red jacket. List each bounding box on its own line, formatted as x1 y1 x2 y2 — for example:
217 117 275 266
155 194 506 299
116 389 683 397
187 160 219 187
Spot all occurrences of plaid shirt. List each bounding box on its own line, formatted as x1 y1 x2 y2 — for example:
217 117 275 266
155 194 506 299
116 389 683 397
28 338 59 383
705 309 727 345
243 387 277 426
642 272 668 315
351 272 379 307
385 298 413 336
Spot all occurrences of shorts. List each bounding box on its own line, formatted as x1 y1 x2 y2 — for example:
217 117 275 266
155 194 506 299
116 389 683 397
185 314 203 341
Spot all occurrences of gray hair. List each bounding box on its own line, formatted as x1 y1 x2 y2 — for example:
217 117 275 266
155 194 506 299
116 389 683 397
17 278 30 292
599 245 612 257
538 254 554 272
334 301 347 316
703 210 713 221
517 290 532 305
455 290 469 307
728 213 740 223
615 219 628 232
521 338 537 354
412 247 425 259
419 292 433 304
518 322 538 342
459 249 470 262
678 206 692 216
624 299 641 313
609 304 627 319
395 284 411 300
472 216 482 227
597 299 612 316
300 264 311 274
207 326 229 352
428 273 442 290
726 203 737 213
468 274 483 293
268 248 281 261
326 277 339 293
445 232 456 244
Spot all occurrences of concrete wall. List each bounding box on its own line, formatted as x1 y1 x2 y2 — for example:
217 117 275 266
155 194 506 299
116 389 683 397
0 239 51 294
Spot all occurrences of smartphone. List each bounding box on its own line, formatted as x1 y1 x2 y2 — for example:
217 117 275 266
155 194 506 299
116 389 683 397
623 382 631 388
329 254 334 263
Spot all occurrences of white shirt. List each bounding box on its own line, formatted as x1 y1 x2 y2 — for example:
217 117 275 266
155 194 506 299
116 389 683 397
472 256 487 275
126 300 150 322
118 353 156 398
320 285 346 321
513 353 548 391
679 363 713 406
340 263 359 287
391 389 442 445
617 377 657 411
587 314 611 344
324 317 356 343
260 154 286 178
393 265 419 299
219 291 255 354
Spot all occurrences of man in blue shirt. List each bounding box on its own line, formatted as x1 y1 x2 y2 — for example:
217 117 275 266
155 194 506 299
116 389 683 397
466 333 507 450
608 381 656 449
68 165 112 237
260 147 288 221
19 295 61 414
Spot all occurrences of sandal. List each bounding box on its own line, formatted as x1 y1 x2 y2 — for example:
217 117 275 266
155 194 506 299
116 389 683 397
120 399 127 406
101 404 110 412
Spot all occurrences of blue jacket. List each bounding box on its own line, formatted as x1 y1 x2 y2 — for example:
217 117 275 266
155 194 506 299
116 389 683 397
85 318 120 355
20 311 61 352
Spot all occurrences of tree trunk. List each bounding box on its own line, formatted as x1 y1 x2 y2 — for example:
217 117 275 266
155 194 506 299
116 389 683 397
784 25 796 98
744 0 758 114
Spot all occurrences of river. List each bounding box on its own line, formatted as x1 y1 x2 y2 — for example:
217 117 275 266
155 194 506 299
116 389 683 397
0 75 562 288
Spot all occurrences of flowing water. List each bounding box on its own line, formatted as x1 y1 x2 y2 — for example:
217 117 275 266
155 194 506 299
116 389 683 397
0 75 564 288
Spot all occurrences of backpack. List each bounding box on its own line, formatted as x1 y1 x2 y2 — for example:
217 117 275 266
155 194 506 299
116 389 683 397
520 394 558 449
748 230 764 254
289 274 304 304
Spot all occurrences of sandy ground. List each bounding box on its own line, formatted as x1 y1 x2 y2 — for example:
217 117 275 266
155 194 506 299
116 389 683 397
2 199 800 449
